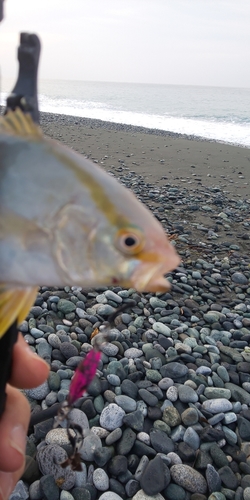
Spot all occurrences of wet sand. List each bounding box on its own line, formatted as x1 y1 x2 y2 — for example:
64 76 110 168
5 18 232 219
40 112 250 199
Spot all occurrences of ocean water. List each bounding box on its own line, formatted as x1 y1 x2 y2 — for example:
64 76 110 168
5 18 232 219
1 79 250 147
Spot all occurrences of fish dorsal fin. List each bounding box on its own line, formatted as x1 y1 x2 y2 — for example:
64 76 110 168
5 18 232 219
0 108 43 139
0 286 38 338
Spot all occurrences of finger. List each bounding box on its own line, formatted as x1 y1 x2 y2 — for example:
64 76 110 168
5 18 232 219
0 385 29 472
0 465 24 500
9 333 49 389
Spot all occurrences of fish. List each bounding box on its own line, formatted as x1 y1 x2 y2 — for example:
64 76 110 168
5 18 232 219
0 108 180 337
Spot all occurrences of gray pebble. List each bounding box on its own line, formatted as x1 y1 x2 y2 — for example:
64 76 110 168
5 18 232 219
153 322 171 336
80 432 102 461
114 395 137 412
100 403 125 430
29 480 42 500
170 464 207 494
36 444 75 490
178 384 198 403
9 481 29 500
183 427 200 450
202 398 233 414
25 381 50 400
124 348 143 358
93 468 109 491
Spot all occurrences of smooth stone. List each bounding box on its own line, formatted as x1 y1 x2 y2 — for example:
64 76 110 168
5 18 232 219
140 455 170 496
80 432 102 461
153 322 171 336
93 468 109 491
208 494 226 500
204 387 231 399
134 455 150 480
107 374 121 386
60 342 78 359
170 464 207 494
69 409 89 432
138 388 158 406
74 464 87 487
40 475 60 500
238 416 250 440
98 494 123 500
36 444 75 489
97 304 116 316
210 444 229 468
231 272 248 285
167 452 182 465
121 379 138 399
29 480 42 500
181 407 199 426
183 427 200 450
164 483 186 500
57 299 76 314
123 410 145 431
106 427 122 445
170 425 186 443
166 386 178 402
114 395 137 412
225 383 250 404
124 348 143 359
160 362 188 381
206 464 222 493
9 481 29 500
30 328 45 339
104 290 123 303
125 479 140 497
146 369 162 383
100 403 125 430
149 297 167 309
243 488 250 500
178 384 198 403
48 372 61 391
108 455 128 476
25 381 50 400
60 493 75 500
218 465 238 490
150 429 174 454
45 429 71 446
217 366 230 382
159 377 174 390
93 446 115 467
131 491 165 500
101 342 119 357
162 406 181 427
202 398 233 414
116 427 136 455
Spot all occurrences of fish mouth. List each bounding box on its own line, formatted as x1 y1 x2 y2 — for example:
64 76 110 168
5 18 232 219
130 258 179 293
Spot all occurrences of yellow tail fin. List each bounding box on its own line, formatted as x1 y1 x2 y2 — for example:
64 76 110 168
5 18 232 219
0 287 38 338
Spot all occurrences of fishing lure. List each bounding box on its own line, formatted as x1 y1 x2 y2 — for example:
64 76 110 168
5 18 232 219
55 301 135 470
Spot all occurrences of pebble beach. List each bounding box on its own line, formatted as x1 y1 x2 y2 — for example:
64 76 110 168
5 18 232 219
11 112 250 500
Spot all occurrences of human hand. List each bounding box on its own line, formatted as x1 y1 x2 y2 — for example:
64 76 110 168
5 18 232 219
0 333 49 500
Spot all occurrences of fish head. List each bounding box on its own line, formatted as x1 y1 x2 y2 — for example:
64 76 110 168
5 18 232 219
53 193 180 294
90 215 180 292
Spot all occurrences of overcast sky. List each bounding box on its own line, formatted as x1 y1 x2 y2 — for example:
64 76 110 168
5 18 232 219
0 0 249 88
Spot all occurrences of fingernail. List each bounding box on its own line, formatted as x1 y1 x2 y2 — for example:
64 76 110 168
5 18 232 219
0 471 14 500
9 425 26 458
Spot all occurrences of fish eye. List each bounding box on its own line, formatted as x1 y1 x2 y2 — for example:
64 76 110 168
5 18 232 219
116 228 145 255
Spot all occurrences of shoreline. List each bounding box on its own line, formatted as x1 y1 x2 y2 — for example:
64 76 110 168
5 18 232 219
1 106 249 148
39 110 250 149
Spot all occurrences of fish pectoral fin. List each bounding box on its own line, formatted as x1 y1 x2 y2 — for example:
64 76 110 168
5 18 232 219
0 286 38 338
0 108 42 139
